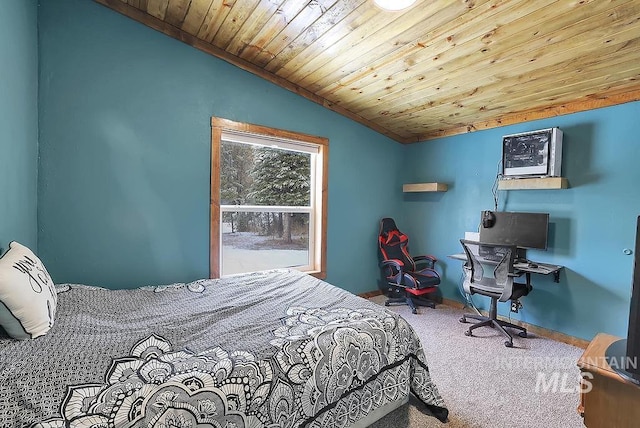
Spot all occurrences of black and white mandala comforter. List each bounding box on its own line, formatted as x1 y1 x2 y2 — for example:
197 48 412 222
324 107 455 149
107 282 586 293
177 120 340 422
0 269 447 427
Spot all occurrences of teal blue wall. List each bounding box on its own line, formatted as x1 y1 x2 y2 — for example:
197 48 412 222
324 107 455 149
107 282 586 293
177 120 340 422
0 0 38 251
32 0 640 340
37 0 404 291
403 102 640 340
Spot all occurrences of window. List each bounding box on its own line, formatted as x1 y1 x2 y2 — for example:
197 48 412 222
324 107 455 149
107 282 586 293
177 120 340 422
210 118 328 279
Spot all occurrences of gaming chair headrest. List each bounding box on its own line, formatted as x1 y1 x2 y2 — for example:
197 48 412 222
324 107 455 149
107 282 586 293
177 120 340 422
379 218 398 237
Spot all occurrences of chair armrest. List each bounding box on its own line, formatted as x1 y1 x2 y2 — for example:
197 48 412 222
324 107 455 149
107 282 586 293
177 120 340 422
379 259 404 274
413 254 437 269
413 255 437 263
380 258 404 268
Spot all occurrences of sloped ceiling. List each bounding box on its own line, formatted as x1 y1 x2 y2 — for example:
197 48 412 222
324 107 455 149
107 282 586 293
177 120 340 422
96 0 640 143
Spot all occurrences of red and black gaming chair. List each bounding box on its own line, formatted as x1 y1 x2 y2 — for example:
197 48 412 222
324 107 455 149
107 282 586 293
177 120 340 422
378 217 441 314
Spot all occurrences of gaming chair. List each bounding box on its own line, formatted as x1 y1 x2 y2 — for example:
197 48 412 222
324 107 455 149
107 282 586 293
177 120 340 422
378 218 441 314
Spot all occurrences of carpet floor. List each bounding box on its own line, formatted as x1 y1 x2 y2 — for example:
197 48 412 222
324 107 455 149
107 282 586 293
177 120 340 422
367 296 586 428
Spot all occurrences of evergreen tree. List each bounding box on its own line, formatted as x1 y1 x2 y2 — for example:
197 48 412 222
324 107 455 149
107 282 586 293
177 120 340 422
220 142 254 232
250 148 310 242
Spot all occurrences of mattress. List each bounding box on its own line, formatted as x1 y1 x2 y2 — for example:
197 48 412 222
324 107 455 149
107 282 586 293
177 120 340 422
0 269 447 427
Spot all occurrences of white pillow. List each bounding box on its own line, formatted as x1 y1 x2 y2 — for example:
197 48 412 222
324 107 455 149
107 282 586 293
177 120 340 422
0 241 57 339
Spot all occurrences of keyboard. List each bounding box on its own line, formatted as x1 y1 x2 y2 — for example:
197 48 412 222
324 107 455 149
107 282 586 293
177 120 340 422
513 261 558 274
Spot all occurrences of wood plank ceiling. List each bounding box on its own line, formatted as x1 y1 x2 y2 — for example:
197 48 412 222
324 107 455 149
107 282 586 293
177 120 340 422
96 0 640 143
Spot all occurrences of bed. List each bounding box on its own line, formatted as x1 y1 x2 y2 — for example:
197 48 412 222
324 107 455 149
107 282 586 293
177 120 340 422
0 267 448 427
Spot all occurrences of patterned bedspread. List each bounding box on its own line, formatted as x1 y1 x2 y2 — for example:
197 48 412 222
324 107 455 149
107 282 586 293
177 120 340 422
0 269 447 427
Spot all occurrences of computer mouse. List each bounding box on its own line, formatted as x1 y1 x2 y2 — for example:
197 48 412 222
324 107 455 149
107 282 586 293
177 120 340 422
528 262 538 268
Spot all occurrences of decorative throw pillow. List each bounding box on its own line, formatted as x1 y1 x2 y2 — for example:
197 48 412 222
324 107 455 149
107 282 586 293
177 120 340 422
0 241 57 339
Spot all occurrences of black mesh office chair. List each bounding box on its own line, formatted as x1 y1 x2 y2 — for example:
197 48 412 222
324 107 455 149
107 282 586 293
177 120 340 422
459 239 532 347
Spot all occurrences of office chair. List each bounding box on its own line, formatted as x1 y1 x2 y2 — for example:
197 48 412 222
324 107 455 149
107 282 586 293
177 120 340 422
459 239 532 347
378 218 441 314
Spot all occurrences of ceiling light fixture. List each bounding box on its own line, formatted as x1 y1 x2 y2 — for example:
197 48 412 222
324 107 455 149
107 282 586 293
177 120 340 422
374 0 417 11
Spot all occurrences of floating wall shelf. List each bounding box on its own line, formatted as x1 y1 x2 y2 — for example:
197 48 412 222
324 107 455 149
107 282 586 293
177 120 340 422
497 177 569 190
403 182 448 192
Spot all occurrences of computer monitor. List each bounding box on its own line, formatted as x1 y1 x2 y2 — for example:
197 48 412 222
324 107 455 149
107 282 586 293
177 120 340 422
479 211 549 250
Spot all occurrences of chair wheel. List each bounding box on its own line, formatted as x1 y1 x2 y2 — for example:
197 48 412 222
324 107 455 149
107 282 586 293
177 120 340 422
518 331 528 338
411 308 417 314
384 302 390 306
505 341 513 348
464 330 472 336
459 317 467 323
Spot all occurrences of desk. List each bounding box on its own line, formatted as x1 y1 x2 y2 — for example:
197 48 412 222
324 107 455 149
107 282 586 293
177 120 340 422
448 253 563 282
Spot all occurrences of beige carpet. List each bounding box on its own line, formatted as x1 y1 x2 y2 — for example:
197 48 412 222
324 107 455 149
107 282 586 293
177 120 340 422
368 296 586 428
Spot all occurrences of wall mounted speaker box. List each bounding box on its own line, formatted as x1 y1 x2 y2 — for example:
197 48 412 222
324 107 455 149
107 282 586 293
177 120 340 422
502 127 563 178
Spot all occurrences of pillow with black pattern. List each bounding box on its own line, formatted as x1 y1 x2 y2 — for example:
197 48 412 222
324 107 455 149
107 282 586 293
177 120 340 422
0 241 57 339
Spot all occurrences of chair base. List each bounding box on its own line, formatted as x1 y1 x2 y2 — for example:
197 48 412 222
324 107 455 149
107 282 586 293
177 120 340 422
385 295 435 314
460 299 528 347
380 282 438 314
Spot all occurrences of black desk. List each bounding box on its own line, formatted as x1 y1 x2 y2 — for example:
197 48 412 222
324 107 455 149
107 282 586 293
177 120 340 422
448 253 563 283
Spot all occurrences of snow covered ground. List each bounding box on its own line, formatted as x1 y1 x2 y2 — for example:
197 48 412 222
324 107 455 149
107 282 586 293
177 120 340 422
222 247 308 275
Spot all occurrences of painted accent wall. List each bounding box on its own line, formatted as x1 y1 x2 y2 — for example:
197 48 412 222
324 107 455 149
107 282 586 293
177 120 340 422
33 0 639 341
37 0 404 292
403 102 640 340
0 0 38 251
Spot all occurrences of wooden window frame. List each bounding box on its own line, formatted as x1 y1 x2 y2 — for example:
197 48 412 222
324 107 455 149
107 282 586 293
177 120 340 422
210 117 328 279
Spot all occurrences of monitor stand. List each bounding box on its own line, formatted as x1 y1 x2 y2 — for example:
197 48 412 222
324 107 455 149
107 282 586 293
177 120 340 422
515 247 527 262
